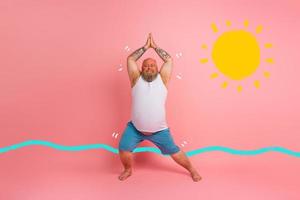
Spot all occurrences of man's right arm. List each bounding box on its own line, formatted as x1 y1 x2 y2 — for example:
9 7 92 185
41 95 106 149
127 46 148 85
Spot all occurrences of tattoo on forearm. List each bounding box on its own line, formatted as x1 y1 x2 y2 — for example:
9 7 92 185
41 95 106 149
129 46 147 61
155 47 171 62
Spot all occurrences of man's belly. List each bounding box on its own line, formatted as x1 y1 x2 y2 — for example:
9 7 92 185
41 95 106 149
131 113 168 133
140 131 154 135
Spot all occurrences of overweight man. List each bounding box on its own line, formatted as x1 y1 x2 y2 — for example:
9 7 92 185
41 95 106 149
118 33 202 182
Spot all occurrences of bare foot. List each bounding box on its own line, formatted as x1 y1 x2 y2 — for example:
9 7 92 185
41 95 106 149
118 169 132 181
190 169 202 182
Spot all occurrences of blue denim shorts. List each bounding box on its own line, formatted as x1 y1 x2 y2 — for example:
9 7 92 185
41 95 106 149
118 121 180 155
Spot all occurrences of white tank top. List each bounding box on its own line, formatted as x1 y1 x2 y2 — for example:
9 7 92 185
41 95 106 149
130 73 168 132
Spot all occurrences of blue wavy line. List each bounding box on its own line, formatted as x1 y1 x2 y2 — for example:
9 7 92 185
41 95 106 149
0 140 300 157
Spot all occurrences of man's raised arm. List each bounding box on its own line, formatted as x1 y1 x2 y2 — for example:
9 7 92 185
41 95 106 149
150 34 173 85
127 34 151 83
154 47 172 62
128 46 148 61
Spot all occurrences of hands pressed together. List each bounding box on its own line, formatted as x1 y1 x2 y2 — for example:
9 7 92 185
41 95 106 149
128 33 171 63
144 33 158 50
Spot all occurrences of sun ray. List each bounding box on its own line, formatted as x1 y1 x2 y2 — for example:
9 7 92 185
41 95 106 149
211 23 218 33
226 20 231 27
265 58 274 64
264 43 273 48
199 58 208 63
244 20 249 28
210 72 219 79
256 25 263 33
263 71 271 78
201 44 208 49
237 85 243 92
221 81 228 88
254 80 260 88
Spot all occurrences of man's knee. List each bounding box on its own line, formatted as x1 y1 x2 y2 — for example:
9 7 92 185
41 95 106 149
119 149 134 155
119 149 132 153
161 144 181 155
170 149 182 155
118 139 135 153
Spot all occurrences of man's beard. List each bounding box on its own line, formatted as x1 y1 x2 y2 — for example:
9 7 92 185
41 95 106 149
141 71 158 82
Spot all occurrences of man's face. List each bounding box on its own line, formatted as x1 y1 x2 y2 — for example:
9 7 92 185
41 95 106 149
141 58 158 82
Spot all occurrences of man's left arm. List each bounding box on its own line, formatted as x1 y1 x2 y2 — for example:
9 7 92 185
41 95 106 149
155 47 173 85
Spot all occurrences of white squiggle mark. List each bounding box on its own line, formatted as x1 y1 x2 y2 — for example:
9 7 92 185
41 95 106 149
175 52 182 58
176 73 182 79
180 140 188 147
117 64 123 71
124 46 131 52
112 132 119 139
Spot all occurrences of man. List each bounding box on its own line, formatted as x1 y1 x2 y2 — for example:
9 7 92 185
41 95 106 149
118 33 202 182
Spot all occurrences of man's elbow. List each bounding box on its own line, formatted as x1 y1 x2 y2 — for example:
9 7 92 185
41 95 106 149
127 56 136 63
165 57 173 63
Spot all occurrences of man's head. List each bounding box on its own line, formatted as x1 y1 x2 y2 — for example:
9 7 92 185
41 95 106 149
141 57 159 82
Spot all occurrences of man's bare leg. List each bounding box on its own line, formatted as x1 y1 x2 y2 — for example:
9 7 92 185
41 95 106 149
118 150 133 181
170 150 202 182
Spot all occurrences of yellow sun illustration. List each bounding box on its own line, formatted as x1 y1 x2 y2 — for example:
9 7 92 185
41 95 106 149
201 20 273 92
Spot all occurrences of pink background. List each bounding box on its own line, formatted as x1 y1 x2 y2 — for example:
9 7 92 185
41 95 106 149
0 0 299 199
